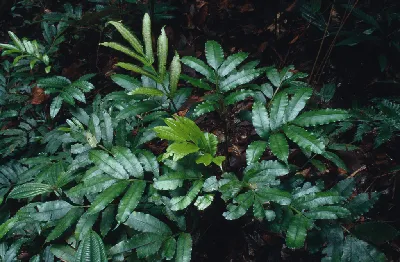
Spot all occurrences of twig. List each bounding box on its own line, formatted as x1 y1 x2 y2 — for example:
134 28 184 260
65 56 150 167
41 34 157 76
348 165 367 178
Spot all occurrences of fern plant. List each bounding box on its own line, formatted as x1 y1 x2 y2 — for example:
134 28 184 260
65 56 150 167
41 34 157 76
251 72 350 163
180 41 264 117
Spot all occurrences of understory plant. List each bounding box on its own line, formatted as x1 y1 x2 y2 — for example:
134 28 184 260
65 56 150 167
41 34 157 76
0 13 395 262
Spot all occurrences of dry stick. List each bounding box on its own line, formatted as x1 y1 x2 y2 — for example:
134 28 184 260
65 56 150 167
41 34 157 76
316 0 360 83
348 165 367 178
309 4 334 84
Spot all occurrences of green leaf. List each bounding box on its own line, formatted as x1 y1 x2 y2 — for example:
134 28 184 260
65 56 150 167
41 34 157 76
157 27 168 79
321 224 343 262
269 133 289 162
223 191 254 220
193 101 216 117
175 233 192 262
224 89 255 105
0 217 18 239
246 140 268 165
89 150 129 179
8 183 53 199
341 236 386 262
294 191 344 210
111 146 144 178
8 31 25 51
124 211 172 235
46 208 84 242
110 74 141 91
306 206 350 219
100 42 147 64
180 74 212 90
292 109 350 127
285 88 313 122
32 200 73 221
116 180 146 223
220 69 262 92
163 142 200 161
169 52 181 95
270 92 289 130
346 192 379 219
283 125 325 154
331 178 355 198
319 83 336 102
181 57 214 80
218 52 248 77
266 68 281 87
256 188 292 205
87 180 129 214
286 214 312 249
50 245 75 262
244 160 289 182
161 237 176 260
142 13 154 63
202 176 219 192
50 96 63 118
100 205 115 237
154 173 186 190
170 180 203 211
116 62 158 82
352 222 399 245
194 194 214 210
205 40 224 70
109 232 164 256
74 231 107 262
101 111 113 149
252 101 270 139
75 212 99 240
107 21 144 55
322 151 348 171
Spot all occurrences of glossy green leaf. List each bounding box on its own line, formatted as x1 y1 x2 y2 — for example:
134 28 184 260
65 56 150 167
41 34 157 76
124 211 172 235
46 208 83 242
205 40 224 70
74 231 107 262
175 233 192 262
8 183 53 199
292 109 351 127
246 140 267 165
170 180 203 211
269 133 289 162
270 92 288 130
286 214 312 249
252 101 270 139
116 180 146 223
87 180 129 214
283 125 325 154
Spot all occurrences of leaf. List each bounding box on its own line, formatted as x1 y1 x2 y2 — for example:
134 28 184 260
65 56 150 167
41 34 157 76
346 192 379 219
218 52 248 77
294 191 344 210
292 109 350 127
130 87 165 97
50 96 63 118
270 92 289 130
223 191 254 220
137 150 159 176
285 88 313 122
341 236 386 262
252 101 270 139
142 13 154 62
181 57 214 80
116 62 158 82
100 205 115 237
33 200 73 221
157 27 168 79
100 42 147 64
202 176 219 192
89 150 129 179
0 217 18 239
124 212 172 235
170 180 204 211
266 68 281 87
107 21 144 55
224 89 255 105
8 183 53 199
286 214 312 249
306 206 350 219
194 194 214 210
175 233 192 262
110 74 141 91
111 146 144 178
205 40 224 70
164 142 200 161
180 74 212 90
352 222 399 245
193 101 216 117
319 83 336 102
256 188 292 205
246 140 268 165
75 212 99 240
87 180 129 215
244 160 289 181
170 53 181 95
8 31 25 51
50 245 75 262
283 125 325 154
109 232 164 256
321 224 343 262
269 133 289 162
46 208 84 242
116 180 146 223
161 237 176 260
220 69 262 92
74 231 107 262
331 178 355 198
101 111 113 149
154 173 186 190
322 151 348 171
